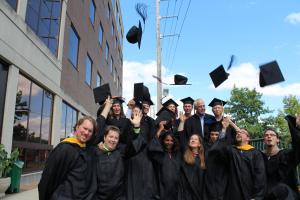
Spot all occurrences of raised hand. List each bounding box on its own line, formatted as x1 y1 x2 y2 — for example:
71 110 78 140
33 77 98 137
179 111 186 122
130 109 143 128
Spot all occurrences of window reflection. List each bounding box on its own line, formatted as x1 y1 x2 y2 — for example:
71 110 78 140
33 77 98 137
89 0 95 24
5 0 18 11
61 101 77 140
68 25 79 67
13 74 53 172
85 55 92 86
25 0 62 55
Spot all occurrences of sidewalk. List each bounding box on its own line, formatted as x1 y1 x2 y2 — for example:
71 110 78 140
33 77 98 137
3 188 38 200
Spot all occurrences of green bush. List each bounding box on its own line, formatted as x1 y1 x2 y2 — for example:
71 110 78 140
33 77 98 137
0 144 19 178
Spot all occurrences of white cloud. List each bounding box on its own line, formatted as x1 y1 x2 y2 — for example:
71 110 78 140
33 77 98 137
213 63 300 96
123 60 180 116
285 12 300 24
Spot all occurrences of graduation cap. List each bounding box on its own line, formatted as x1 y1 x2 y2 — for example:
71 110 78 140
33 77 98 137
134 101 143 110
259 60 285 87
142 99 154 106
93 83 111 104
155 107 175 130
170 74 191 85
112 97 125 105
209 55 235 88
209 65 229 88
126 3 147 49
209 122 220 133
134 82 151 102
162 98 179 107
208 98 227 107
180 97 194 105
126 20 142 49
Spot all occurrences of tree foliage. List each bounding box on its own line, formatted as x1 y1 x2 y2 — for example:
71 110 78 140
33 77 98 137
225 87 300 144
224 86 271 138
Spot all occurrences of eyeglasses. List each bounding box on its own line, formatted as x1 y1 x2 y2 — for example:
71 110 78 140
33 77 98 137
264 133 277 137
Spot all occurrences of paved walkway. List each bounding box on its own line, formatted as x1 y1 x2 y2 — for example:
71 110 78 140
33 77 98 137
2 188 38 200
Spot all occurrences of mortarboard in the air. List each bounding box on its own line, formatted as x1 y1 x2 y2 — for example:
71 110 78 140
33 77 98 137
209 65 229 88
180 97 194 105
208 98 227 107
134 82 151 102
162 98 179 107
126 20 142 49
112 97 125 105
170 74 191 85
93 83 111 105
209 55 235 88
259 60 285 87
126 3 147 49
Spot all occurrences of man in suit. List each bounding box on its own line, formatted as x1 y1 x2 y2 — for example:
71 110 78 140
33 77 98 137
181 98 214 148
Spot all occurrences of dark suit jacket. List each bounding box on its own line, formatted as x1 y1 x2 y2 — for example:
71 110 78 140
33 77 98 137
181 113 215 149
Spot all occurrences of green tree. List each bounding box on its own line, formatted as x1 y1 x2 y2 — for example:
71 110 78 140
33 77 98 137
225 86 271 138
282 95 300 116
272 95 300 146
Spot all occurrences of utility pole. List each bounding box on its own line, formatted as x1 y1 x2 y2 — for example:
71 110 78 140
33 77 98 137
156 0 162 111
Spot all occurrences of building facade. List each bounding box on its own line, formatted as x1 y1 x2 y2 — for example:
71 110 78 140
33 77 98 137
0 0 123 185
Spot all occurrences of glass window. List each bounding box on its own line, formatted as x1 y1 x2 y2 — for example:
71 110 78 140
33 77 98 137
85 55 92 86
89 0 95 25
115 3 119 22
5 0 18 11
68 25 79 68
106 42 109 62
117 77 119 89
111 23 114 36
25 0 62 55
114 68 117 82
107 3 111 20
96 73 102 87
99 23 103 47
110 57 113 74
13 74 53 172
61 101 77 139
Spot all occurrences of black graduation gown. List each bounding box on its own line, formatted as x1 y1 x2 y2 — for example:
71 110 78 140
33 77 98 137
205 140 229 200
148 137 181 200
38 143 96 200
211 118 236 145
183 113 215 146
178 156 206 200
209 141 266 200
125 116 159 200
262 115 300 200
106 116 134 145
94 134 146 200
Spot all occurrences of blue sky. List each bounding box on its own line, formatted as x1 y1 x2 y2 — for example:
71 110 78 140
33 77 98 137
119 0 300 116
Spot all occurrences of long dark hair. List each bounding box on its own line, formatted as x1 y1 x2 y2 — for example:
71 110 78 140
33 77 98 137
159 131 179 153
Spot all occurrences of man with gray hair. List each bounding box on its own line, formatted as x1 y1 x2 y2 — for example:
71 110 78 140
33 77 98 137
181 98 214 148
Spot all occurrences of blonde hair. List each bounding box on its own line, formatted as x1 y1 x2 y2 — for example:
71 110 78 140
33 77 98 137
184 134 206 169
73 116 97 135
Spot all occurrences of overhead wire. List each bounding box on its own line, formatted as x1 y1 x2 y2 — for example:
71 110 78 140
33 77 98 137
169 0 192 71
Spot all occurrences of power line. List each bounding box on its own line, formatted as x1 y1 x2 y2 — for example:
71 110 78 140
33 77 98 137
165 0 184 70
169 0 192 71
